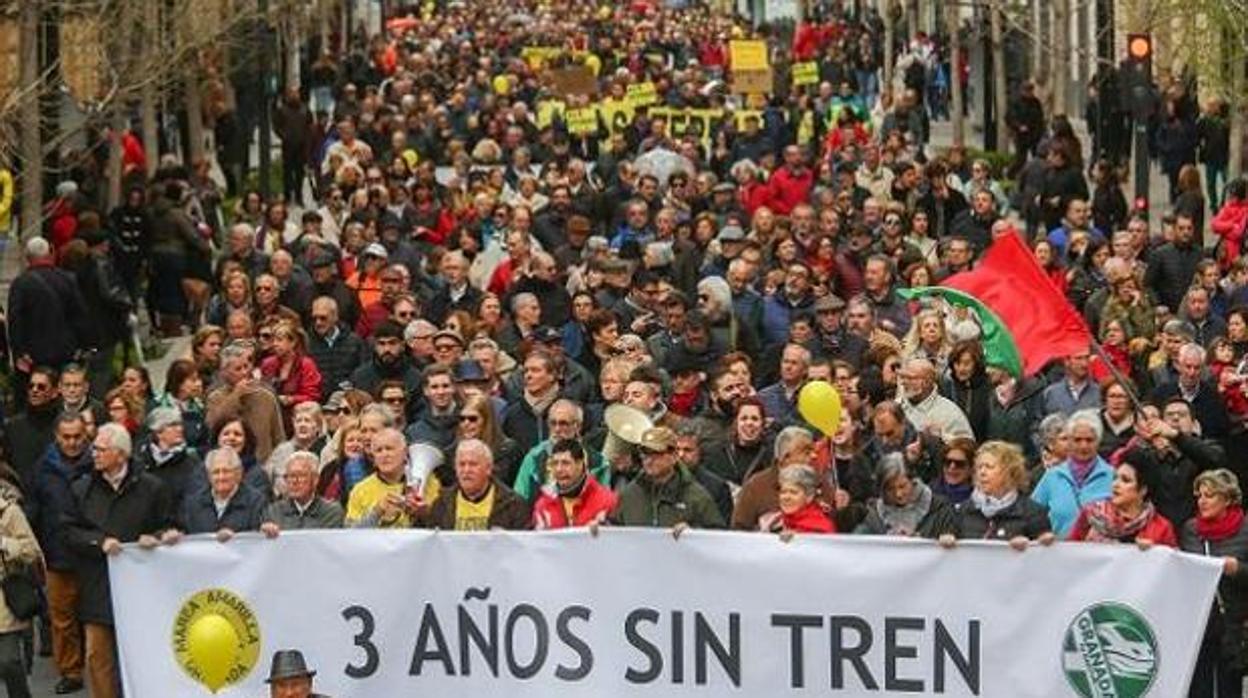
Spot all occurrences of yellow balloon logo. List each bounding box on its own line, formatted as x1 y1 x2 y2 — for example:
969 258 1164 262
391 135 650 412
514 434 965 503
173 589 261 694
797 380 843 437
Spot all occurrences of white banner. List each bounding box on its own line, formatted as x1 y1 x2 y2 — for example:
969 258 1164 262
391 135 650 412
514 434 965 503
111 529 1222 697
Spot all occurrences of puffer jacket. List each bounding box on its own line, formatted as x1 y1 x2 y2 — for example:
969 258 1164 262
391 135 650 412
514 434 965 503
25 445 91 571
0 481 41 633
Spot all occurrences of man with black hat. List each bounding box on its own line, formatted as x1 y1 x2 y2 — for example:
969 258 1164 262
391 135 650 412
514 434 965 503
308 251 359 330
265 649 330 698
609 426 724 529
812 293 867 367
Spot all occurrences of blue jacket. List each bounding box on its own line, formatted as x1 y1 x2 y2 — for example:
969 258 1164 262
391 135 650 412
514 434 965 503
25 445 92 571
761 292 815 346
1031 457 1114 537
182 483 267 535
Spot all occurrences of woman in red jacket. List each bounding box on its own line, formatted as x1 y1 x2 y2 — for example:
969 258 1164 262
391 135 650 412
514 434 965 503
767 464 836 535
1068 451 1177 547
1212 178 1248 269
260 321 323 428
533 440 617 530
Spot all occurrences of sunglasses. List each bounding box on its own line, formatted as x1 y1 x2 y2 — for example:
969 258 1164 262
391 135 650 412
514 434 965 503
29 383 51 392
458 414 481 423
945 457 969 468
258 332 274 340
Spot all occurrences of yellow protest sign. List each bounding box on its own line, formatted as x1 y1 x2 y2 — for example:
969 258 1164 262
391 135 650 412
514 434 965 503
536 100 566 130
734 109 764 130
730 40 768 72
626 81 658 109
565 107 599 136
598 98 635 138
521 46 563 69
792 61 819 86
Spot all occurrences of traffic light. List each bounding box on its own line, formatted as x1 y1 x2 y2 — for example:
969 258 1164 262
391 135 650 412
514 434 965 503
1123 33 1153 119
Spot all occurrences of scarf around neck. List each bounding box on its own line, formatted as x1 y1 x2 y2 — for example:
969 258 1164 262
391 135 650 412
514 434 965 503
1082 500 1154 542
875 480 933 535
1196 506 1245 542
525 387 559 416
971 488 1018 519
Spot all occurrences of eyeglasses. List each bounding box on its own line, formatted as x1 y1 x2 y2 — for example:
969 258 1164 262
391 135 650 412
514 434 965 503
884 218 902 225
383 396 406 405
29 383 51 392
458 414 481 423
258 332 274 340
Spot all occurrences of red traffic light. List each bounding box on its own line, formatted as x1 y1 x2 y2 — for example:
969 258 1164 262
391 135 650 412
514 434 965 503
1128 34 1152 60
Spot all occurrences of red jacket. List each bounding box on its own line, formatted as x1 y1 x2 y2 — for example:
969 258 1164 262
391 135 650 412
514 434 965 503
766 167 814 216
1212 198 1248 268
782 502 836 533
739 181 772 218
532 476 618 529
260 353 323 408
1068 508 1177 548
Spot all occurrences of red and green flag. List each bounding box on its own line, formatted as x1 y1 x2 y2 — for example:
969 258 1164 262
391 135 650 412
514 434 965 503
899 231 1093 377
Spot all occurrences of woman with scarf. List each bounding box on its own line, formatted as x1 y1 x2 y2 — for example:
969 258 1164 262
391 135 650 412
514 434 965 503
1068 451 1177 547
942 441 1054 550
1031 409 1115 537
705 398 771 486
857 454 956 538
1180 469 1248 698
762 465 835 535
931 436 976 506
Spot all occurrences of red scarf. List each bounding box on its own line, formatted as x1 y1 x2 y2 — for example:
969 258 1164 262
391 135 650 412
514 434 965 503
1195 506 1245 542
668 390 700 417
782 502 836 533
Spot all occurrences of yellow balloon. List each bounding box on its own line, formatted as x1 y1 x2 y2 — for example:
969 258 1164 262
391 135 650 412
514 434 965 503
584 53 602 77
493 75 511 95
798 380 842 437
186 614 240 693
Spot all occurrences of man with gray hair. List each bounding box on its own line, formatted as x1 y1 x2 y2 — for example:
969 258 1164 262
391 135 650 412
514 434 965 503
181 448 267 538
7 236 90 375
421 438 531 530
64 421 178 698
1151 342 1232 438
206 341 286 461
261 451 344 533
897 357 973 438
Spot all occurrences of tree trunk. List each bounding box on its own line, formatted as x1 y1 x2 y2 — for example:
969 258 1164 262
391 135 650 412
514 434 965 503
991 0 1008 152
17 0 41 239
1052 0 1070 115
948 1 964 147
186 66 206 164
141 0 160 176
883 0 895 101
1230 39 1245 179
905 0 919 41
106 107 125 210
284 6 301 91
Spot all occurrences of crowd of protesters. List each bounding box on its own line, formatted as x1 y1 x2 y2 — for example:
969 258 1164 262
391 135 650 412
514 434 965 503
1 0 1248 697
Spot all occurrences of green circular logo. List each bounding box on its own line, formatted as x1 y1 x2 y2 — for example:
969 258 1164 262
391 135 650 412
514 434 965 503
1062 602 1158 698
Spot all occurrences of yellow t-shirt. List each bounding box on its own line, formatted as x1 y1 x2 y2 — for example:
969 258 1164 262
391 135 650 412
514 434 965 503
454 488 496 531
346 474 410 528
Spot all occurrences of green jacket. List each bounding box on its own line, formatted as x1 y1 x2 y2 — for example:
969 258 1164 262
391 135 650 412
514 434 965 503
609 466 725 529
513 439 609 502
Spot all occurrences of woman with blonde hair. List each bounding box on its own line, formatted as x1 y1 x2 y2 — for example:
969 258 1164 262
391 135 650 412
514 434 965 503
259 322 323 427
1181 468 1248 697
941 441 1054 549
901 308 952 373
316 417 369 506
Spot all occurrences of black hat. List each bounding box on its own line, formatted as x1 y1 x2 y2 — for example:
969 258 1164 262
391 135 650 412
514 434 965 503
453 359 488 383
531 326 562 344
309 250 338 269
265 649 316 683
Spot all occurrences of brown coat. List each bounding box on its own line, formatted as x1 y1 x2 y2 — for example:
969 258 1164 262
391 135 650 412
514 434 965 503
420 479 532 531
0 485 41 633
731 465 837 531
206 381 287 462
